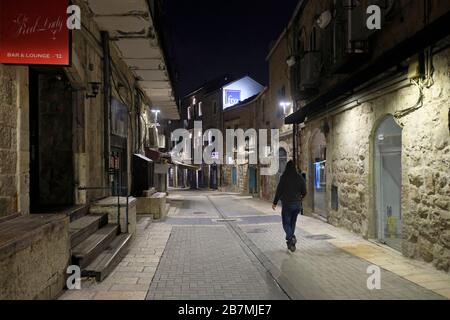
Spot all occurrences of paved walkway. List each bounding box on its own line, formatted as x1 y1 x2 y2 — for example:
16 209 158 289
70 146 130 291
59 216 171 300
60 189 450 300
147 226 287 300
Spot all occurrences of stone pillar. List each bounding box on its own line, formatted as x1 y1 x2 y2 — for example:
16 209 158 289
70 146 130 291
0 65 29 217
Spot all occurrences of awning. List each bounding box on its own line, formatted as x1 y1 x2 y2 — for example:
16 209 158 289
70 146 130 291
145 148 170 162
170 160 201 171
85 0 180 120
285 10 450 125
133 153 153 163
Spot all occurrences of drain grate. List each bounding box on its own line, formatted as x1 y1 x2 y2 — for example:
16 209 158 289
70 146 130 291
246 228 268 234
193 211 207 215
305 234 335 240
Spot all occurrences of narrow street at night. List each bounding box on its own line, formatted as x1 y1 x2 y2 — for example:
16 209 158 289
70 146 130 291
59 189 449 300
1 0 449 314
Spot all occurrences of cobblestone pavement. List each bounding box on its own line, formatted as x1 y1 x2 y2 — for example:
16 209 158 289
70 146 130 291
146 226 287 300
148 190 446 300
60 189 450 300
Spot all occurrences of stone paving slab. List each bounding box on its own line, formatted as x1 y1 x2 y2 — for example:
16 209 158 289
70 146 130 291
239 223 444 300
222 194 450 300
146 225 288 300
59 190 449 300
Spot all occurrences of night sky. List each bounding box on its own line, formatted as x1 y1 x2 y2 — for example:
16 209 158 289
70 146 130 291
164 0 299 97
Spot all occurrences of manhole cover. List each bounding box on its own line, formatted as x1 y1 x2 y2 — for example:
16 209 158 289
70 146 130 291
305 234 334 240
193 211 207 215
246 228 268 234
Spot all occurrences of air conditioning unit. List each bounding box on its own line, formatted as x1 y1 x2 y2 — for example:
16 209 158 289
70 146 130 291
299 51 321 98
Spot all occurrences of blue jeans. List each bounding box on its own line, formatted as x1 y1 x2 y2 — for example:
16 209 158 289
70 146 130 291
281 202 301 241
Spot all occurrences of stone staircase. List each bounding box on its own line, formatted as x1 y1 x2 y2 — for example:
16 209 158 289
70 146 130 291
68 206 132 282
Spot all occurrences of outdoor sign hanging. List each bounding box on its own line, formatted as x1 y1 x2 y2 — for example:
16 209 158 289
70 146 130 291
0 0 71 65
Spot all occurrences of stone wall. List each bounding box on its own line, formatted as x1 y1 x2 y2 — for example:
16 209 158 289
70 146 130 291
0 215 70 300
259 29 295 203
222 165 249 194
0 65 29 217
299 47 450 272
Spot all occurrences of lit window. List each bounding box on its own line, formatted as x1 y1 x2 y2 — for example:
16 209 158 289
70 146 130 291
198 102 203 117
187 106 192 120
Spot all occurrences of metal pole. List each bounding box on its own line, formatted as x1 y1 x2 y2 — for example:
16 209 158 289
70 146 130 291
126 193 129 234
102 32 112 190
117 155 121 233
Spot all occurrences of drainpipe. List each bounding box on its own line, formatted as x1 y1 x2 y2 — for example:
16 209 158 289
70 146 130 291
102 31 111 190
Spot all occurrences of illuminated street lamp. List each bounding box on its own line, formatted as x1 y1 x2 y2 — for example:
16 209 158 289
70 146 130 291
151 109 160 123
279 101 293 115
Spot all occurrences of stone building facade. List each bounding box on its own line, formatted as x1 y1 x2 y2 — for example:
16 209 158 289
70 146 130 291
178 76 234 189
0 0 179 298
259 32 295 202
221 95 260 195
0 66 29 216
285 0 450 271
178 76 264 190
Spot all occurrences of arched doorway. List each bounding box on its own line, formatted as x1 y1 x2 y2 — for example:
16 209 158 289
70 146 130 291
310 130 327 218
374 116 402 251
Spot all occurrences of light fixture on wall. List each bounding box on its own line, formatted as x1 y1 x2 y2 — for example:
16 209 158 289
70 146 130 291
279 101 292 108
151 109 161 124
280 101 293 115
286 56 296 67
316 10 332 29
86 82 100 99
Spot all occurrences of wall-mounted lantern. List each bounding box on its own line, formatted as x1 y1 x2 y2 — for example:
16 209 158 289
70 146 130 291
86 82 101 99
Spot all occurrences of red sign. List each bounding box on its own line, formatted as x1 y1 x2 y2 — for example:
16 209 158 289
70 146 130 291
0 0 70 65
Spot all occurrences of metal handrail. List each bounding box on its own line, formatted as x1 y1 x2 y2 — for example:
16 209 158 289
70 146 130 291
78 186 130 234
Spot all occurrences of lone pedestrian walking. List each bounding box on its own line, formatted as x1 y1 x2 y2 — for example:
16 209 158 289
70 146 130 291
272 160 307 252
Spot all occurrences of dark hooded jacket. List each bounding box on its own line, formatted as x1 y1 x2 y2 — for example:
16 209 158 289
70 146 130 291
273 161 307 205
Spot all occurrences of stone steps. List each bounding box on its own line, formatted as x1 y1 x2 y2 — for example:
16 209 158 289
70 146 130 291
66 198 138 283
83 233 132 282
66 205 90 222
69 213 109 248
72 224 119 269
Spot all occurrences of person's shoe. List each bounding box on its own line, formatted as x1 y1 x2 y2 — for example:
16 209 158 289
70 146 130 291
287 239 296 252
292 236 297 246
